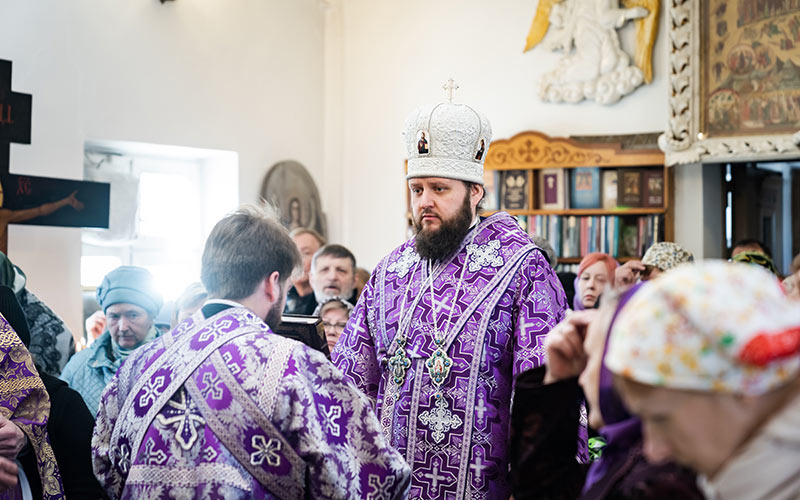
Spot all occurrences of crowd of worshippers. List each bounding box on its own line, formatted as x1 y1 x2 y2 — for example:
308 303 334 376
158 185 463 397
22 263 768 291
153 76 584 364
0 224 796 500
0 103 798 499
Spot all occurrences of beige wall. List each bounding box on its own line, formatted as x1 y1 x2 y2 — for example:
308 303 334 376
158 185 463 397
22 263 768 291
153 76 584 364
2 0 325 336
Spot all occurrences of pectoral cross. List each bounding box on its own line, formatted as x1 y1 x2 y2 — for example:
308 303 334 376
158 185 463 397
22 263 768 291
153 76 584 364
0 59 109 254
442 78 459 103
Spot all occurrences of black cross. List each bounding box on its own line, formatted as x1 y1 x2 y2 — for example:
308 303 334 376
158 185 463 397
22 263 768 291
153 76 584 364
0 59 109 254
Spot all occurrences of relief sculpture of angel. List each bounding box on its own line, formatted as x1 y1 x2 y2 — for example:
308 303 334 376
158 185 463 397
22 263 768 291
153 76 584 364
524 0 660 105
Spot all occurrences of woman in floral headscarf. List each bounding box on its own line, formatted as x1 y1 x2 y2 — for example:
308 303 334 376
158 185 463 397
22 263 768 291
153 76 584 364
614 242 694 287
607 261 800 500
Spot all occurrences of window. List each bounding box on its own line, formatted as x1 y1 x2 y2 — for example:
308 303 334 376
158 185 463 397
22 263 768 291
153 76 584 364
82 140 238 303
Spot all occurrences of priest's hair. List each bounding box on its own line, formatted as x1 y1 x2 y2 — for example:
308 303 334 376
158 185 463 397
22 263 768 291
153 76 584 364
201 204 301 300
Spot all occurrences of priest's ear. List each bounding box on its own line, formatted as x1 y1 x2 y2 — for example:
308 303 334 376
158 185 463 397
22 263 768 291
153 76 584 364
263 271 283 304
469 182 485 211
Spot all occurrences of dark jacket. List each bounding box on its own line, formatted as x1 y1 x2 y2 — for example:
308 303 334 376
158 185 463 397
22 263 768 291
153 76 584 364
20 372 108 499
283 286 318 315
510 366 703 500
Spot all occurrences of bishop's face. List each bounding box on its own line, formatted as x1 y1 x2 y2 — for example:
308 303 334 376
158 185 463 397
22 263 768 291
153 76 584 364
409 177 483 261
409 178 480 232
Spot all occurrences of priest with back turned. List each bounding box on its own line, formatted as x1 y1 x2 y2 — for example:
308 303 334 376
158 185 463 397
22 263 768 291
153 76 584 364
92 206 410 499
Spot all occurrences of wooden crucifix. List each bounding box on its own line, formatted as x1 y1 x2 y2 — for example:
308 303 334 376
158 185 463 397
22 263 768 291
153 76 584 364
0 59 109 254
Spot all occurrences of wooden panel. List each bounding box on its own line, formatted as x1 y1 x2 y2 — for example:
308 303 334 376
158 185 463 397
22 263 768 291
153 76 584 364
485 131 664 170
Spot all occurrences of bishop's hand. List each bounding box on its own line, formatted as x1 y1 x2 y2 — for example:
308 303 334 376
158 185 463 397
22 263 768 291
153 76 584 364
543 310 596 384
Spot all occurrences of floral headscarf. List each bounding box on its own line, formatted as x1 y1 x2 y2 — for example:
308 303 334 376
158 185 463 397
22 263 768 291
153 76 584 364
606 261 800 396
641 242 694 272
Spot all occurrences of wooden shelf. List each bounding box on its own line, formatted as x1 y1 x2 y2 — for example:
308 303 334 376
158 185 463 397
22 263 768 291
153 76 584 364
490 208 667 216
484 131 665 170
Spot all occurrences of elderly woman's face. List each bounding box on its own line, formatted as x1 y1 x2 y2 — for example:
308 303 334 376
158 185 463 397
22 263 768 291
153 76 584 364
322 306 349 352
578 261 610 308
106 303 153 348
618 380 745 478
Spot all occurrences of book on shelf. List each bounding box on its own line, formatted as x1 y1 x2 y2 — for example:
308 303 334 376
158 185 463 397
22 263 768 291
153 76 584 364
618 169 643 207
483 169 500 211
643 169 665 208
528 214 664 260
601 170 618 210
500 170 528 210
620 222 639 257
515 215 528 233
570 167 601 209
538 169 565 210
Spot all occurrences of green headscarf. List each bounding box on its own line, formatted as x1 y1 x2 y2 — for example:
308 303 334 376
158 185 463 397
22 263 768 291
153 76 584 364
732 250 779 276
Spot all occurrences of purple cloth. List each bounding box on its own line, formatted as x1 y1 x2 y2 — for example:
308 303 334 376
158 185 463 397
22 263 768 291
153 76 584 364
333 212 568 499
92 306 410 499
0 314 65 500
572 275 586 311
583 283 644 492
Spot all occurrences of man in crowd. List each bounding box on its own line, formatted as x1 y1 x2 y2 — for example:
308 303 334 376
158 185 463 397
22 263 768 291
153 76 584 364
61 266 162 417
92 206 410 499
333 99 567 499
283 228 325 315
310 244 357 314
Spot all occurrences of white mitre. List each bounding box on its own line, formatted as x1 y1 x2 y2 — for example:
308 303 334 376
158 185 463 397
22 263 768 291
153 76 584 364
403 100 492 185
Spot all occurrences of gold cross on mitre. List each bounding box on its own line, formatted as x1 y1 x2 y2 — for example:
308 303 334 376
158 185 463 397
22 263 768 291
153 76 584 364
442 78 459 103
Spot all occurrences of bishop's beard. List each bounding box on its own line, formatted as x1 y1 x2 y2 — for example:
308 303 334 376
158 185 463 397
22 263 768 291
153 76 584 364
414 191 473 262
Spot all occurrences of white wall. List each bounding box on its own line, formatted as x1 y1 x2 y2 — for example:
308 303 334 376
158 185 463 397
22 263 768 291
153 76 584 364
2 0 325 337
323 0 671 269
674 163 724 260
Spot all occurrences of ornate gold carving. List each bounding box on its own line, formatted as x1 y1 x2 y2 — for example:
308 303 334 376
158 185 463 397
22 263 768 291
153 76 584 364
624 0 660 83
660 0 800 165
485 131 663 170
523 0 559 52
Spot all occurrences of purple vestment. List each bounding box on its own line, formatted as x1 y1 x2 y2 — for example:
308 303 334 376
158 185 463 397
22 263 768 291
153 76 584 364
333 212 567 499
92 306 410 499
0 314 64 500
